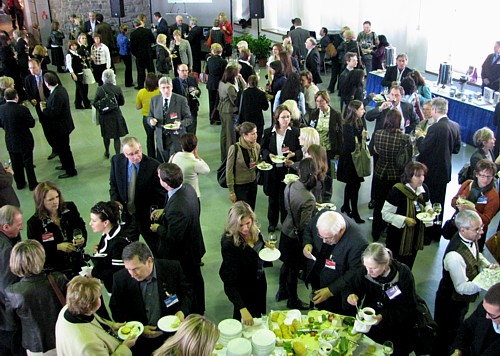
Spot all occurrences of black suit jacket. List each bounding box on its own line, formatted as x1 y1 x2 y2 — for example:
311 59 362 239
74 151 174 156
157 184 203 271
169 23 189 38
157 18 169 37
305 47 322 84
381 66 413 87
187 25 204 56
205 55 227 90
0 102 35 152
237 87 269 126
454 303 500 356
417 116 461 184
109 153 165 226
172 76 201 114
110 259 192 324
238 60 255 82
130 27 155 60
41 85 74 137
24 70 60 120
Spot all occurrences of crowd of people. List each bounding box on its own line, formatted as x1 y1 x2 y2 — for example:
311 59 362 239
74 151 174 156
1 9 500 356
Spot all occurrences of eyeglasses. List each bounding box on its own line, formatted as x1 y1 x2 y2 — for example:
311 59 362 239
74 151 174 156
466 224 484 233
477 174 494 179
486 311 500 320
92 203 109 218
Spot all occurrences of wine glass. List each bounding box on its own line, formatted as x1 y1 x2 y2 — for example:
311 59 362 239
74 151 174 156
267 233 277 249
382 341 394 355
433 203 442 224
72 228 84 254
150 205 158 223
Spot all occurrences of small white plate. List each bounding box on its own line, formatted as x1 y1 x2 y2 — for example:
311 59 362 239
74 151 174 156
163 123 178 130
158 315 181 332
416 212 435 222
270 156 287 164
257 163 272 171
117 321 144 340
259 247 281 262
283 174 299 184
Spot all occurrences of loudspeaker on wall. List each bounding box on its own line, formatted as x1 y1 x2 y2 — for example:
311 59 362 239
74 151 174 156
249 0 264 19
110 0 125 18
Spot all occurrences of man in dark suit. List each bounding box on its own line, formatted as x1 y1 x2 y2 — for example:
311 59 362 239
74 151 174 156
0 88 38 191
149 76 191 162
109 137 165 252
237 49 255 82
481 41 500 93
42 72 77 179
288 18 310 61
0 205 22 356
452 282 500 356
327 26 348 92
130 19 155 90
417 97 461 241
381 53 413 87
83 11 97 45
153 12 169 38
304 37 322 84
169 15 189 39
187 17 204 74
302 210 368 312
94 14 114 49
110 242 192 355
150 163 204 315
172 64 201 134
25 59 60 160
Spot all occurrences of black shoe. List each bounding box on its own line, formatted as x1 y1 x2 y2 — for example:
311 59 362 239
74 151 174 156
55 166 64 170
84 104 92 109
340 206 352 216
29 183 39 191
275 290 289 302
215 121 222 125
16 183 26 190
125 83 135 87
134 86 142 90
75 105 84 110
352 214 366 224
287 299 310 310
58 172 78 179
104 152 110 159
368 200 375 209
57 68 66 73
268 225 276 233
199 261 205 266
47 152 58 160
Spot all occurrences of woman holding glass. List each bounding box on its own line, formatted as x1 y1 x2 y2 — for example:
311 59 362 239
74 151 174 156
382 161 432 269
170 30 192 75
27 182 87 278
66 40 91 110
87 201 130 292
219 201 270 325
55 276 137 355
451 159 499 252
345 243 417 356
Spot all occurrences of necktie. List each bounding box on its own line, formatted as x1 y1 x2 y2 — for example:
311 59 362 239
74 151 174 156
182 79 189 96
163 98 169 119
493 54 500 65
127 164 137 214
37 75 45 101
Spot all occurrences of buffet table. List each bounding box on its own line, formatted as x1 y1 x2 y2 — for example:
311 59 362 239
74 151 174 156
365 71 497 145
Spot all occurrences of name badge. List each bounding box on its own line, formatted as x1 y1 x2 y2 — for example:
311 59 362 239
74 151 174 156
405 119 410 127
170 113 178 120
477 196 488 204
42 233 54 242
164 294 179 308
325 259 336 270
281 146 290 155
385 285 402 300
414 201 421 213
249 162 256 169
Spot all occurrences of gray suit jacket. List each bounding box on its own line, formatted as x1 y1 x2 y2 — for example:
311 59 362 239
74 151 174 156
289 27 310 59
174 39 193 69
282 180 316 238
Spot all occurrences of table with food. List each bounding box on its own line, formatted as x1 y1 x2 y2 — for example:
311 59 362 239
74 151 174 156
212 309 387 356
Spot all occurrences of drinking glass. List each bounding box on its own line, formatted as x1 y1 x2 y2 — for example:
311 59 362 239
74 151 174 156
382 341 394 355
433 203 442 224
268 233 277 249
310 290 318 310
150 205 158 223
72 228 83 245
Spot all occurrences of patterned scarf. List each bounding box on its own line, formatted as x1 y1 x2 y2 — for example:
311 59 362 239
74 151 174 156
394 183 425 256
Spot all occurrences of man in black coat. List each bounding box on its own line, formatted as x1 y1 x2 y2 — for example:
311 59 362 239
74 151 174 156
24 59 60 160
0 88 37 190
110 242 192 356
172 64 201 134
130 20 155 90
151 163 205 315
83 11 97 45
42 72 77 179
169 15 189 39
452 282 500 356
109 137 165 253
153 12 169 38
0 205 22 356
305 37 322 84
327 27 347 92
417 97 461 241
187 17 204 74
381 53 413 87
481 41 500 93
302 210 368 313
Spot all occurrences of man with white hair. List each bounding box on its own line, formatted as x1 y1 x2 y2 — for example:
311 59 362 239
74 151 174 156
304 37 322 84
302 210 367 312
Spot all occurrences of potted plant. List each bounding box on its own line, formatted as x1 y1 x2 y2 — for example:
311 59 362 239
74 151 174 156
233 34 273 67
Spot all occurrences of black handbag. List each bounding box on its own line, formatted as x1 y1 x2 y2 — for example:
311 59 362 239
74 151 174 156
396 137 413 170
441 213 458 240
93 88 118 115
217 144 238 188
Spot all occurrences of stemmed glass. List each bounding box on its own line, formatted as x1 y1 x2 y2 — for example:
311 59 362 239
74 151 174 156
433 203 442 224
150 205 158 224
382 341 394 355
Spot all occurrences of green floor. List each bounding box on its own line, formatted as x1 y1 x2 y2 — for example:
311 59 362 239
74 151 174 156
1 59 492 328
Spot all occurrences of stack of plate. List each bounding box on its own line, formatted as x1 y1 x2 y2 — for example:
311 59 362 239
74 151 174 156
226 338 252 356
218 319 243 347
251 329 276 356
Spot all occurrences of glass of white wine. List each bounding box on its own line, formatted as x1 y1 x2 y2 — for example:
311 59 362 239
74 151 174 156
382 341 394 355
268 233 277 249
433 203 442 224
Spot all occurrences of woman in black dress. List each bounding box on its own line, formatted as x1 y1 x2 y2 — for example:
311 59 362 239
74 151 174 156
48 21 66 73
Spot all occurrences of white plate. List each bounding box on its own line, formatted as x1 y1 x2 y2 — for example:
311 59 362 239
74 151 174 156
416 212 435 222
117 321 144 340
163 123 178 130
259 247 281 262
283 174 299 184
270 156 287 164
157 315 181 332
257 163 273 171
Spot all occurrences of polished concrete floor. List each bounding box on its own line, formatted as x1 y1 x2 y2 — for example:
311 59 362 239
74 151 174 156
1 53 495 331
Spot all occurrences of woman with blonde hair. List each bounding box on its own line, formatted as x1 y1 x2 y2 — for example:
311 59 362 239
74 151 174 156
31 45 51 71
0 75 14 104
156 33 171 77
152 314 219 356
299 127 320 156
219 201 269 325
55 276 137 355
6 240 68 355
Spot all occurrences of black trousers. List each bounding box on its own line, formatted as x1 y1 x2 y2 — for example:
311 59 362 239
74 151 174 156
208 89 219 123
0 329 24 356
234 180 258 211
92 63 107 86
327 61 342 92
426 182 448 241
372 175 399 240
74 73 90 107
142 116 156 159
53 134 77 175
9 150 37 190
120 54 134 86
267 179 287 228
135 56 155 89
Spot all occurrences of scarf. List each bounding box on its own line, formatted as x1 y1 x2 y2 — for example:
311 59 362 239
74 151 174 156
238 136 258 162
394 183 425 256
467 178 494 204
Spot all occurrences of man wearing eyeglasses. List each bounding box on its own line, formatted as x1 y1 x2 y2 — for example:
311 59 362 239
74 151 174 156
452 282 500 355
432 210 499 356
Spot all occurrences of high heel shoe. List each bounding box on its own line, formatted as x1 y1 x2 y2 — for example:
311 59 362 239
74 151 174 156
340 206 352 216
351 213 365 224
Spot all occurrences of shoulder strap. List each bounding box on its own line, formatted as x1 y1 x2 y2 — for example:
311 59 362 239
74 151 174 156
48 273 66 306
287 182 298 231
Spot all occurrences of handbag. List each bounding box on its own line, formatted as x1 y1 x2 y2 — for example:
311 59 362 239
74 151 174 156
217 143 238 188
82 68 95 85
412 294 438 356
396 137 413 170
351 136 371 177
486 232 500 263
47 273 66 306
441 212 458 240
233 89 245 127
93 88 118 115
